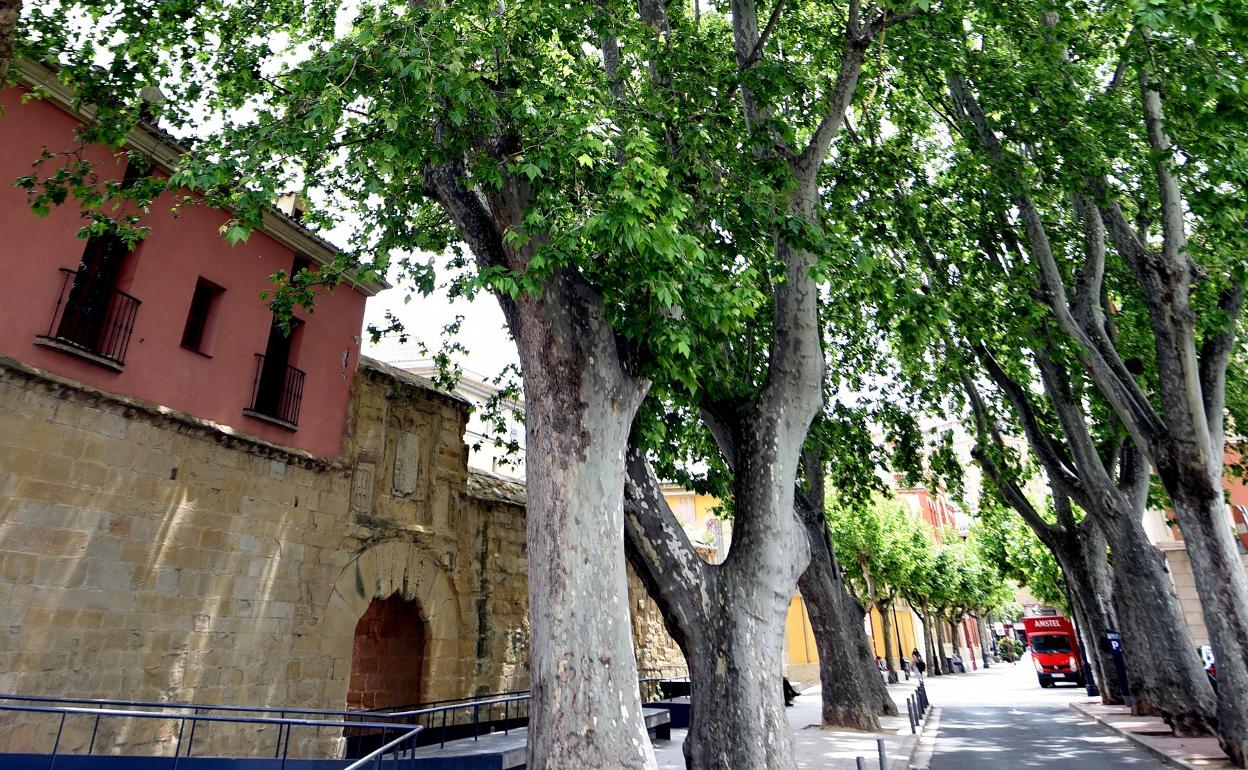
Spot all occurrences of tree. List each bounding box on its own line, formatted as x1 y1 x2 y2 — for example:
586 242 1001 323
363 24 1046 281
18 2 745 766
917 3 1248 758
797 412 899 729
809 0 1224 734
829 496 934 683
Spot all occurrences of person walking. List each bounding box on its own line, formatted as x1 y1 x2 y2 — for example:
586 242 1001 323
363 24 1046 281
911 649 926 681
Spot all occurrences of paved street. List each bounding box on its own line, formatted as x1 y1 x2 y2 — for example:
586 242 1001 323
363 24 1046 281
923 655 1169 769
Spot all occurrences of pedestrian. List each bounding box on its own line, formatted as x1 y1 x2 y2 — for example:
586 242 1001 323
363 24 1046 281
951 650 964 673
875 655 888 683
911 649 926 681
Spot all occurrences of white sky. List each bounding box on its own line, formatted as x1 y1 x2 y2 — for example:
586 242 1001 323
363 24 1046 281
359 263 520 377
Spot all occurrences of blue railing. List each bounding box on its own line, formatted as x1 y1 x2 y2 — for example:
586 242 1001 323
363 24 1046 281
0 679 675 765
0 701 420 768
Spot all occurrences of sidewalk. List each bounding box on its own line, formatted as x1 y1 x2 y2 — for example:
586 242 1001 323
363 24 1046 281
654 677 934 770
1071 700 1231 769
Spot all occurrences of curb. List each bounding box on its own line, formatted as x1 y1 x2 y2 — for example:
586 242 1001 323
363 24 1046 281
1070 702 1208 770
907 707 942 770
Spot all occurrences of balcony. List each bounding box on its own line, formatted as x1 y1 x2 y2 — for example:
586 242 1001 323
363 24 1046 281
37 267 141 370
243 353 305 429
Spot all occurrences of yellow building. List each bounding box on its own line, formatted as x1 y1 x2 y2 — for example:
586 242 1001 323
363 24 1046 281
660 484 730 559
658 485 923 685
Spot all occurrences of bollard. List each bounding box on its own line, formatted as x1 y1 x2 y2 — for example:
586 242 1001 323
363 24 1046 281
877 737 887 770
906 697 916 733
856 757 868 770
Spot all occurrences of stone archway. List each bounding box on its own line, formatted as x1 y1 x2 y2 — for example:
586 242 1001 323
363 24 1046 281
347 594 428 710
324 540 470 709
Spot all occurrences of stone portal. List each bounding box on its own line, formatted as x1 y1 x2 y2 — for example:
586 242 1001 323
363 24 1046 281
347 593 428 710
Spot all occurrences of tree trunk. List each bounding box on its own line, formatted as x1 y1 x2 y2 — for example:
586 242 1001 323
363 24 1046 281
796 499 895 729
975 615 992 669
935 616 949 671
1058 527 1123 705
878 602 899 684
0 0 21 83
1066 584 1113 701
681 581 798 770
623 426 813 770
951 616 965 666
517 270 656 770
1100 505 1216 735
1162 469 1248 763
921 603 941 676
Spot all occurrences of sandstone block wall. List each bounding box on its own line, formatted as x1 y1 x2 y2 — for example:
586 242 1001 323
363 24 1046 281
0 355 680 760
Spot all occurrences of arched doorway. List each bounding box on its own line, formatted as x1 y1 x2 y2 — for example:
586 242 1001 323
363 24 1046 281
346 593 428 711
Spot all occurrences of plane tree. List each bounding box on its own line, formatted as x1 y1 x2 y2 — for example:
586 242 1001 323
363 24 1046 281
828 495 934 683
894 0 1248 758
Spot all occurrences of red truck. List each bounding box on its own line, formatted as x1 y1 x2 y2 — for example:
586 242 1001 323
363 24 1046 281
1023 616 1084 688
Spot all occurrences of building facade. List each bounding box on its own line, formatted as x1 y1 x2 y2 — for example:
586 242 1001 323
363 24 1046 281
1 62 383 458
0 65 680 760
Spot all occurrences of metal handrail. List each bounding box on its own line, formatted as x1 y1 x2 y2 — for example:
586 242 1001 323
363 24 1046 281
384 693 529 719
371 688 532 714
247 352 306 426
343 726 422 770
0 693 412 722
0 702 409 731
43 267 142 366
0 701 423 769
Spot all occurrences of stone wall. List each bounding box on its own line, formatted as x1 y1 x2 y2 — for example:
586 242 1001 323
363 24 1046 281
0 355 680 759
1160 542 1248 648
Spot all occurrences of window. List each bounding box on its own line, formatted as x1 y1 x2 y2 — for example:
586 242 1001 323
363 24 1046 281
1029 634 1072 655
40 233 141 368
180 278 224 354
245 316 305 427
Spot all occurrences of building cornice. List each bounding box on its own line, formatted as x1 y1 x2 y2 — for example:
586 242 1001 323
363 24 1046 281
16 60 390 297
0 354 343 469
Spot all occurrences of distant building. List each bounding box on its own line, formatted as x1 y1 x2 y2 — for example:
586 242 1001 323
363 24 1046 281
396 362 526 482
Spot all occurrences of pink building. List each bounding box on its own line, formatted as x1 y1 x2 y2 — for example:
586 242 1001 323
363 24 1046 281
0 62 385 457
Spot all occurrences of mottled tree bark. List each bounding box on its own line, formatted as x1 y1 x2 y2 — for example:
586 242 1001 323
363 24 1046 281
517 274 655 770
427 166 656 769
1160 467 1248 757
796 464 896 729
0 0 20 83
1101 506 1216 732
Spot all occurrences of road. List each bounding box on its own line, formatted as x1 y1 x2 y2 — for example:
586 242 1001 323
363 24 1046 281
923 654 1168 769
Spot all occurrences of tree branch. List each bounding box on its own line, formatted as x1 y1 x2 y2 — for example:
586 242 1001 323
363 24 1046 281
623 434 713 648
972 345 1085 500
1030 341 1112 489
948 74 1163 450
1199 283 1246 456
963 374 1062 544
422 158 520 323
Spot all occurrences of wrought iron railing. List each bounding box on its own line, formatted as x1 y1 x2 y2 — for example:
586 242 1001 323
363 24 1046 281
247 353 306 427
43 267 141 366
